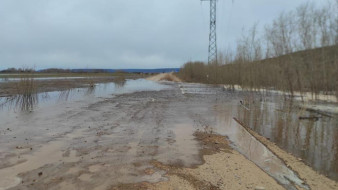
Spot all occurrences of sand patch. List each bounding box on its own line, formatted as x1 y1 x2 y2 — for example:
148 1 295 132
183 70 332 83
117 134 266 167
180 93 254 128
110 132 285 190
147 73 182 82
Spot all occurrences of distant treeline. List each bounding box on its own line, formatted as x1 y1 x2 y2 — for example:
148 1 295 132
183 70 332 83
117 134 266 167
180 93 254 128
0 68 72 73
0 68 180 74
70 68 179 74
0 68 36 73
178 1 338 98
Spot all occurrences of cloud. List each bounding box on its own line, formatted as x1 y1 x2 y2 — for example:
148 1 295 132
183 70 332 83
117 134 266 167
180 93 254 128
0 0 326 70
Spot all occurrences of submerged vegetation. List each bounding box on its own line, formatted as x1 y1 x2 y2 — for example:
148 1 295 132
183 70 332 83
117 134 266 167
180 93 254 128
0 73 129 111
179 1 338 99
0 77 38 111
114 75 127 88
14 77 38 111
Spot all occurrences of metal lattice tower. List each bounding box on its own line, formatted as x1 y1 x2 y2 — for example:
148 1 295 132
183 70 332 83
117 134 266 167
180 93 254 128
202 0 217 64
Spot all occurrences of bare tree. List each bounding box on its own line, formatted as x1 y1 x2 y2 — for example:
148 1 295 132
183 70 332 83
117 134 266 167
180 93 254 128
296 2 317 50
179 0 338 100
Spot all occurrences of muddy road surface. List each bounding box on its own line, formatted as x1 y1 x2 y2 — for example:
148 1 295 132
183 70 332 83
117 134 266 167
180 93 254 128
0 79 337 190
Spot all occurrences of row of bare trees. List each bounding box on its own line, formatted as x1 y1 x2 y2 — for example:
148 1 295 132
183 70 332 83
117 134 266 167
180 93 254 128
179 1 338 99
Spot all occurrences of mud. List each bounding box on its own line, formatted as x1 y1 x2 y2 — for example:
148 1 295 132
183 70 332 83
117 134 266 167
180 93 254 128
0 79 337 189
129 132 285 190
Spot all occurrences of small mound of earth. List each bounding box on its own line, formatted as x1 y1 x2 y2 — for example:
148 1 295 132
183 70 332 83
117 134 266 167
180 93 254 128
147 73 182 82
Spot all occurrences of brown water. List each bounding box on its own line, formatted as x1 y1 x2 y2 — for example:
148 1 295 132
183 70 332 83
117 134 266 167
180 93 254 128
0 81 336 189
236 97 338 181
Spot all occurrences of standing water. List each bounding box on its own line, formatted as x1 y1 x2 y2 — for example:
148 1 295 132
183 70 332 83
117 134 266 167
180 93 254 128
236 96 338 181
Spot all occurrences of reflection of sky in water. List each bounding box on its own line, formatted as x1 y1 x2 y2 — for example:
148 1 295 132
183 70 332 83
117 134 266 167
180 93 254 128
0 79 170 112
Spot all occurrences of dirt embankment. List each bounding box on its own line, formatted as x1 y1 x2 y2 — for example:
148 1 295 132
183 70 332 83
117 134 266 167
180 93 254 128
147 73 182 82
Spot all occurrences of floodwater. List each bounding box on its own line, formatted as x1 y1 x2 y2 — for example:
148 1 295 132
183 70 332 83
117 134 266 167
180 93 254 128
0 79 171 189
179 84 309 189
0 79 169 111
180 83 338 181
0 79 336 189
236 97 338 181
216 111 308 190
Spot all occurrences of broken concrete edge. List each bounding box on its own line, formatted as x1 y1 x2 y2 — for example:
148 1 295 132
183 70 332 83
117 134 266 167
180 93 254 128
233 117 338 190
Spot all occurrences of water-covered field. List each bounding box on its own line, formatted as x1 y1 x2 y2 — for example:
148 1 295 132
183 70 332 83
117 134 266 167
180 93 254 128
0 77 337 190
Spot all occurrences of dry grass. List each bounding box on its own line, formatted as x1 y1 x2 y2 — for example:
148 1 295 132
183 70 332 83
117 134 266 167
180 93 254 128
178 45 338 99
0 77 38 111
114 75 127 88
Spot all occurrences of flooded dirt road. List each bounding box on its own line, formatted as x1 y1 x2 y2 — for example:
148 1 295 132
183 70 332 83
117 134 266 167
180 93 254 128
0 79 337 189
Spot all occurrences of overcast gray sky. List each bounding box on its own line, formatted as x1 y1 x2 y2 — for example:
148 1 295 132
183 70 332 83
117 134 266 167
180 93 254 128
0 0 328 70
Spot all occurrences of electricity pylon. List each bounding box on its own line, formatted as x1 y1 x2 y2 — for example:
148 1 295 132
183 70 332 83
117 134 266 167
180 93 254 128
202 0 217 64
